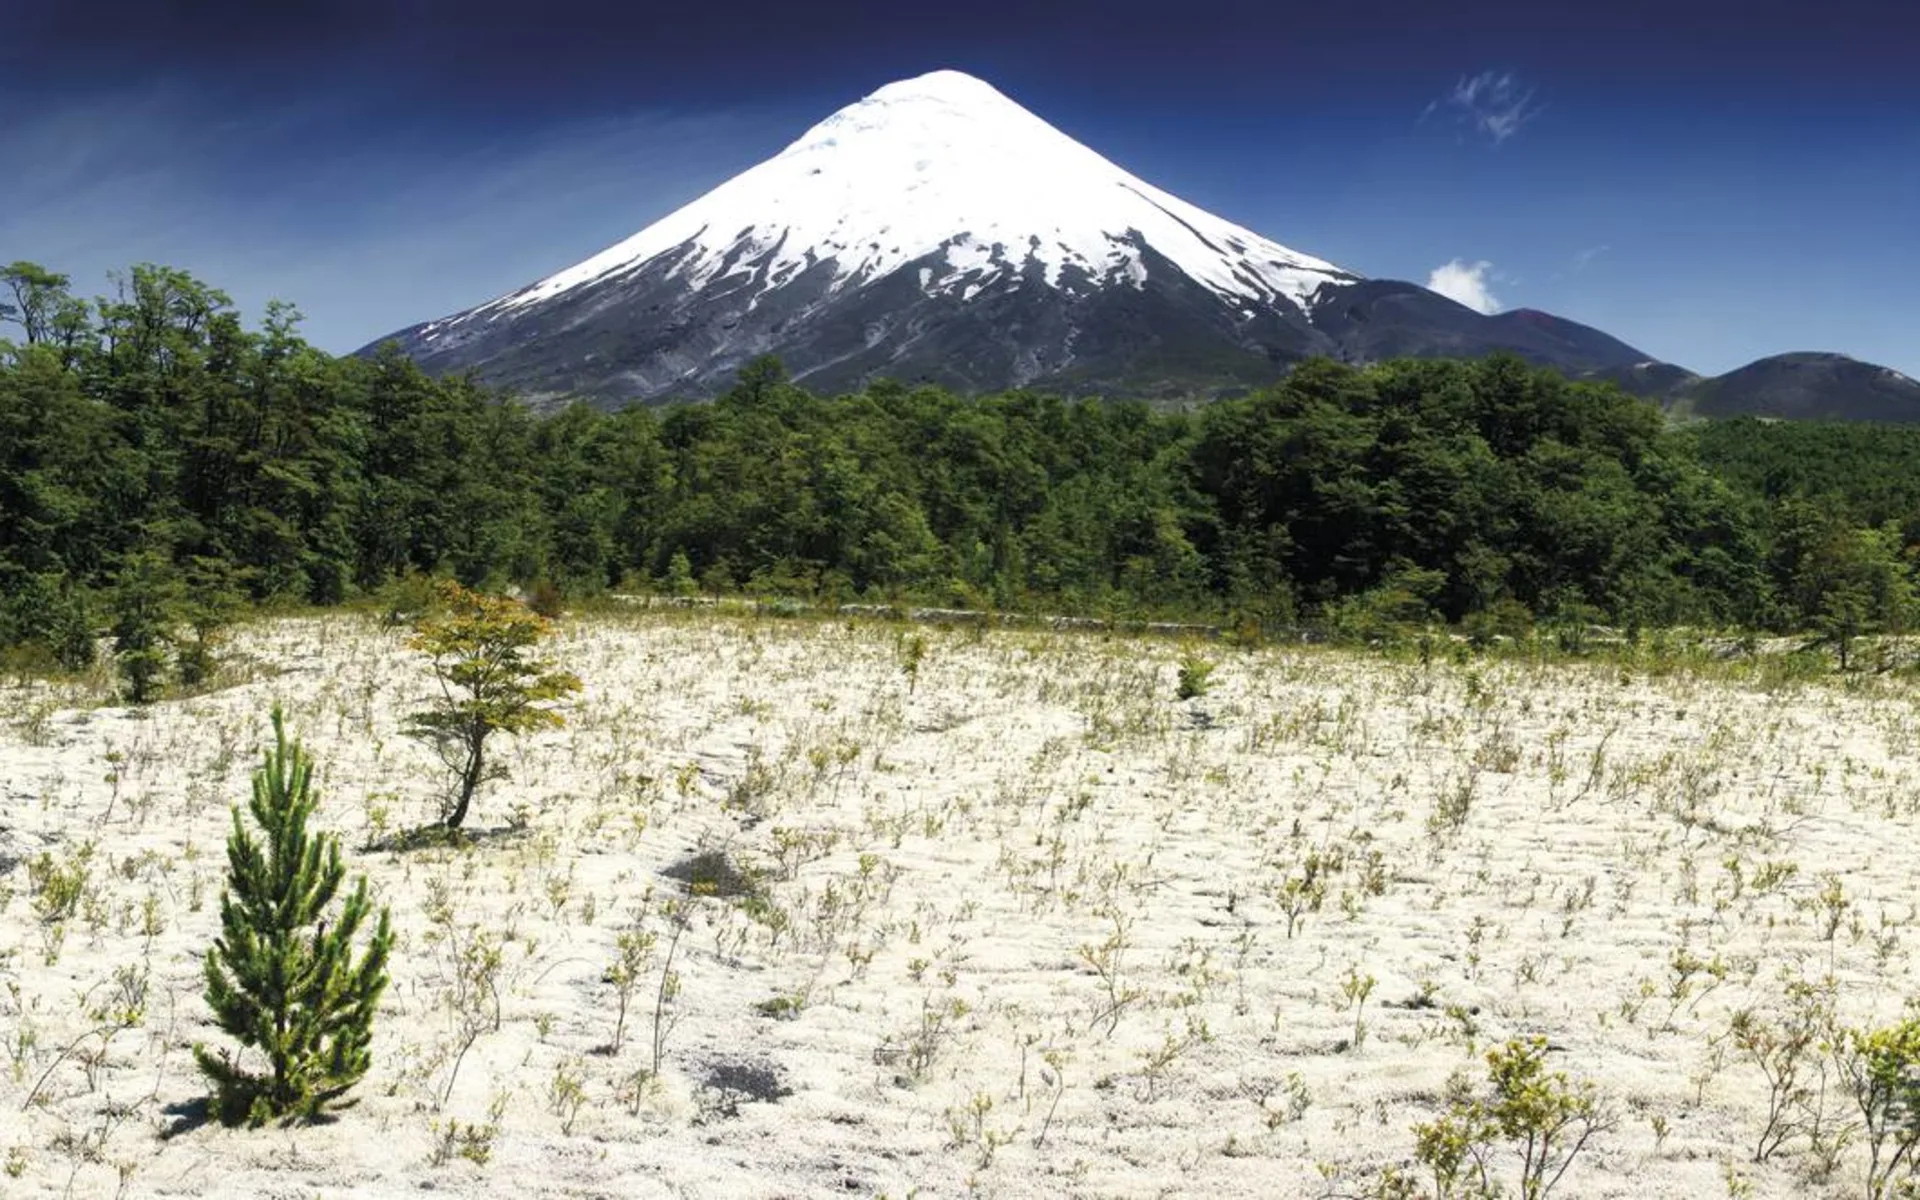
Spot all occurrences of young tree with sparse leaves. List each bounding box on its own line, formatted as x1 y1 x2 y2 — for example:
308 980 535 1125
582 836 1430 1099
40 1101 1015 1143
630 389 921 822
1412 1037 1613 1200
196 706 393 1126
406 581 583 830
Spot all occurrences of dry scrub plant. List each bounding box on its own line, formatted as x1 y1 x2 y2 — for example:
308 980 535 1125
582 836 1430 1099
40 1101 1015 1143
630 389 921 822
1412 1037 1614 1200
1835 1016 1920 1200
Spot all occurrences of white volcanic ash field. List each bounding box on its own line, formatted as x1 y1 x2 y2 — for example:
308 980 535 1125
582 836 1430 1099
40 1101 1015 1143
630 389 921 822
4 610 1919 1197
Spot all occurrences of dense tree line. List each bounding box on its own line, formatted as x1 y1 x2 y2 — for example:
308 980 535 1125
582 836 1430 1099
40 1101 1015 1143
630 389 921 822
1688 418 1920 531
0 261 1913 669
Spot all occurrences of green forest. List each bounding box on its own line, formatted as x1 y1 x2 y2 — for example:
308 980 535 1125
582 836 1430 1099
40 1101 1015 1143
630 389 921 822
2 261 1915 672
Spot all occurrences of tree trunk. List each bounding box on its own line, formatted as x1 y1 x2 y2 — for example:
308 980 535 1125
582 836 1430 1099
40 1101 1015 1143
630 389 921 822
446 733 485 829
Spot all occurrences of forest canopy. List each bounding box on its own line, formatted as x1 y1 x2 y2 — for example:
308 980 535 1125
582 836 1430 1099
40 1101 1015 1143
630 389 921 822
2 260 1914 663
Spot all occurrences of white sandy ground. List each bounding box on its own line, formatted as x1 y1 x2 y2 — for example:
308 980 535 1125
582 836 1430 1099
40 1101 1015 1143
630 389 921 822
3 612 1920 1198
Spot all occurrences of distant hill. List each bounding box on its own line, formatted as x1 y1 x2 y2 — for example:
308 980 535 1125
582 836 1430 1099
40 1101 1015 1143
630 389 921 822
1673 353 1920 422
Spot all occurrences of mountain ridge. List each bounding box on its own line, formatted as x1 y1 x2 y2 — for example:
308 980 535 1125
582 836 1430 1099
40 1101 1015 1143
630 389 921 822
1673 353 1920 422
368 69 1913 421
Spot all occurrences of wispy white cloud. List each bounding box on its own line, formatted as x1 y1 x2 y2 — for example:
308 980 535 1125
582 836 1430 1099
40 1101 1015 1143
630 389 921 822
1427 259 1503 314
1571 244 1610 272
1426 70 1543 145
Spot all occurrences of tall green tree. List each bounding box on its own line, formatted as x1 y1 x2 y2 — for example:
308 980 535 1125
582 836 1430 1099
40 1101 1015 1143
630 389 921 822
11 260 1918 651
1808 523 1912 669
0 261 71 345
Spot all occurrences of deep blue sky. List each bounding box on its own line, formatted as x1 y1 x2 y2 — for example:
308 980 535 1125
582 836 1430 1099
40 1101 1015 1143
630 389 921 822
4 0 1916 377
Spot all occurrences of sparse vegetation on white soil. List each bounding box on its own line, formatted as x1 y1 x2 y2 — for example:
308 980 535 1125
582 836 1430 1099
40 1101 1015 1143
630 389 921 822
4 611 1920 1197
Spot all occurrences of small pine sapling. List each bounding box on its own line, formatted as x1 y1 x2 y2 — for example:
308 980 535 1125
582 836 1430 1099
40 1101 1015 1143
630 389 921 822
1176 652 1215 701
195 707 393 1126
663 549 698 597
898 632 927 694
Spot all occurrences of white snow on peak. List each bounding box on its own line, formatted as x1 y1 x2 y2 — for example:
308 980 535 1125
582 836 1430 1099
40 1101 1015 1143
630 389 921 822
464 69 1356 321
863 68 1019 108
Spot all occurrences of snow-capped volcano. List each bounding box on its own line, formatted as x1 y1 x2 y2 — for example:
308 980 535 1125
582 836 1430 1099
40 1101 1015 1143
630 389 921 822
374 70 1661 406
470 70 1356 322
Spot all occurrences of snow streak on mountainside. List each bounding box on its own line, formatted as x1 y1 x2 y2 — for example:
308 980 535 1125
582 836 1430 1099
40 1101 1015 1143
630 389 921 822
433 70 1356 335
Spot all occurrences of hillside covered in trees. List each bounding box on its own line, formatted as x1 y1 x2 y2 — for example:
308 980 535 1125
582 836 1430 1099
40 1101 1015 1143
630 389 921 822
2 261 1914 669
